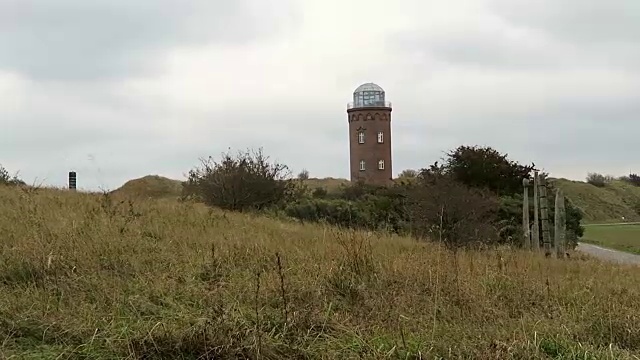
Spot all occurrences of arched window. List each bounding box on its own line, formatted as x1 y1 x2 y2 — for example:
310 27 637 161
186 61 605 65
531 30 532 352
359 160 366 171
378 160 384 170
377 131 383 143
358 131 365 144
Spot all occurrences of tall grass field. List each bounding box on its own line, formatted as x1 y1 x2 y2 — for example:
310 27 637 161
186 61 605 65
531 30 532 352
1 185 640 359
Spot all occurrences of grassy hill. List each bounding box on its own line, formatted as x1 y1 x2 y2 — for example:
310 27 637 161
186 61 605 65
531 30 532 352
302 177 350 193
111 175 184 200
551 178 640 223
1 185 640 358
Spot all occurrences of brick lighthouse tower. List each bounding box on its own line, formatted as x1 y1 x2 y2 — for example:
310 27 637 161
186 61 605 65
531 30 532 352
347 83 393 185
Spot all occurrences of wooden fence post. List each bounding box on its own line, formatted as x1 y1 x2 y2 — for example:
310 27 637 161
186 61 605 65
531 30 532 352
539 174 551 257
531 171 540 251
554 188 566 258
522 178 531 249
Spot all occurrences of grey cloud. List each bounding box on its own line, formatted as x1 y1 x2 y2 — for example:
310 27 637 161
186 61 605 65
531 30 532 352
0 0 297 80
489 0 640 70
391 0 640 71
393 30 566 70
491 0 640 44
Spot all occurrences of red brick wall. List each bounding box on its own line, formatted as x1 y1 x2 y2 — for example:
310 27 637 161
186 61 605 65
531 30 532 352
347 107 393 185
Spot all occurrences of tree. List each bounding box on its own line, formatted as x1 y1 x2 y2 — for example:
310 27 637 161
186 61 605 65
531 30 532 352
418 146 583 246
423 145 535 196
183 148 295 212
297 169 310 180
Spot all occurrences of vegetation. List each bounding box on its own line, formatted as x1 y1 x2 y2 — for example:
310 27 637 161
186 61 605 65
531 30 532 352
552 178 640 223
582 224 640 255
280 145 584 249
297 168 310 180
619 173 640 187
2 186 640 358
182 148 299 212
21 144 640 357
585 173 612 188
111 175 183 199
0 163 25 186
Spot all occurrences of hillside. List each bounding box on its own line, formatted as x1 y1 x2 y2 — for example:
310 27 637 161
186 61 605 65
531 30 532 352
551 178 640 223
111 175 183 199
302 177 350 193
1 185 640 358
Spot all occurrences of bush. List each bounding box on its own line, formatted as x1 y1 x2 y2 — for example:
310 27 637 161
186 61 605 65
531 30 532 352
0 164 25 186
311 187 327 199
406 176 500 249
285 186 408 233
397 169 418 178
297 169 310 180
183 148 295 212
586 173 609 187
284 198 373 229
621 173 640 187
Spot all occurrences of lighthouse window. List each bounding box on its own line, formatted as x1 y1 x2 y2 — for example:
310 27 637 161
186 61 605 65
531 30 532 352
359 160 366 171
358 131 365 144
377 131 383 143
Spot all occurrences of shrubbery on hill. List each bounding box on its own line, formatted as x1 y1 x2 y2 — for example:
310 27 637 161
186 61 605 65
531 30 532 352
586 172 614 187
620 173 640 187
185 145 584 249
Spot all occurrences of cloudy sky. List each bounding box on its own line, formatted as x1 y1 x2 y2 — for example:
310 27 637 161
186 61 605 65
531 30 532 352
1 0 638 190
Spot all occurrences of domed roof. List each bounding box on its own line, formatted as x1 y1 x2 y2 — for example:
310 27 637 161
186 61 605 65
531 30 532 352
354 82 384 93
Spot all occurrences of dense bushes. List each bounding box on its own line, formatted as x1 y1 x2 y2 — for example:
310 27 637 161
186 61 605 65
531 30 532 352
405 175 500 249
185 145 584 249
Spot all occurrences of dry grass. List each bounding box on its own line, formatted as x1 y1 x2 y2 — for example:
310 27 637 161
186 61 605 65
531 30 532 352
551 178 640 223
1 185 640 359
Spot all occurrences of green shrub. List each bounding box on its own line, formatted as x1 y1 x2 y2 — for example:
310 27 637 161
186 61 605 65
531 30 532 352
586 172 611 187
183 148 295 212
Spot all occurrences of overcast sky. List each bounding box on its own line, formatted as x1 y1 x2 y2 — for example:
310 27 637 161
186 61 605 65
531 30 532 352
1 0 638 190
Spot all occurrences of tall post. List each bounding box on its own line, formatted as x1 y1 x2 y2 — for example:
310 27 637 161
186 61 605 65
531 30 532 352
522 178 531 249
531 171 540 251
539 174 551 257
554 188 566 258
68 171 77 191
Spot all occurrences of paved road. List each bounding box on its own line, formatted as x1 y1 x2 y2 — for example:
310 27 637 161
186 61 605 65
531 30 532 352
583 222 640 227
576 242 640 265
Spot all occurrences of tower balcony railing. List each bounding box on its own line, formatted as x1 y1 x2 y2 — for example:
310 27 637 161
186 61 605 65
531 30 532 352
347 100 392 110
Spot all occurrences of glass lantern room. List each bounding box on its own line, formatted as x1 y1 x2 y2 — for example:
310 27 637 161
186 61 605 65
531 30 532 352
349 83 391 109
